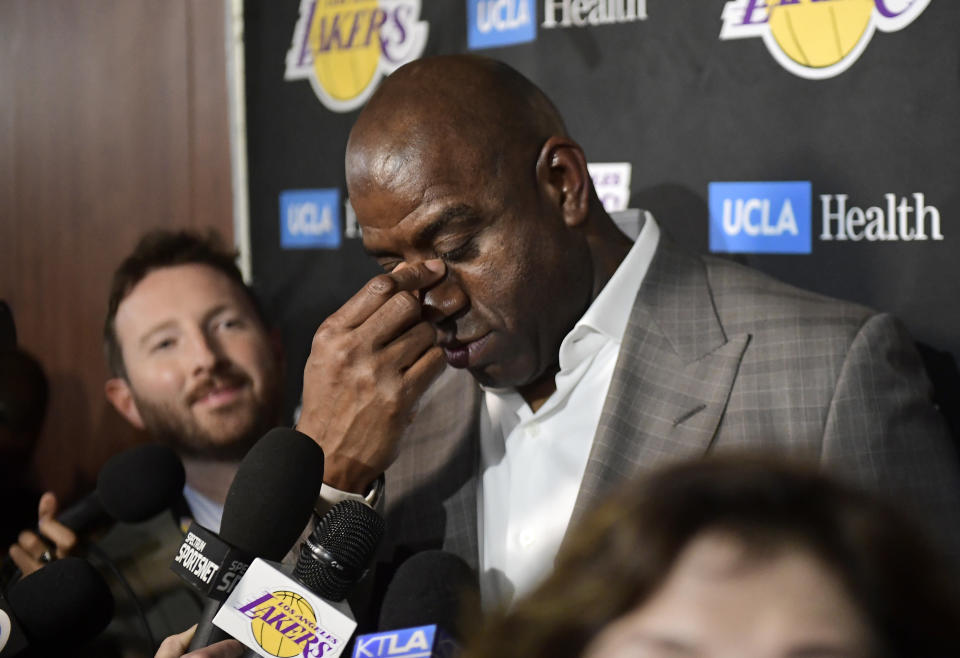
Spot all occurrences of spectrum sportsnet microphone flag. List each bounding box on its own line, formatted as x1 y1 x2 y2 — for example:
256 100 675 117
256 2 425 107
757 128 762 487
214 558 356 658
170 521 251 601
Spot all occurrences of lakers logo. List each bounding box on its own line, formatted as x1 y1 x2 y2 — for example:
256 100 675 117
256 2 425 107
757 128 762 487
285 0 429 112
720 0 930 79
236 590 340 657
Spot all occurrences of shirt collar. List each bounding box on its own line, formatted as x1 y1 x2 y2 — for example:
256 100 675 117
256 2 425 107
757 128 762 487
556 211 660 369
579 211 659 340
482 211 661 405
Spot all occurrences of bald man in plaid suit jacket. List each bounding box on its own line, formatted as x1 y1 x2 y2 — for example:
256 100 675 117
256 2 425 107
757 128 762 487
378 236 960 579
295 56 960 614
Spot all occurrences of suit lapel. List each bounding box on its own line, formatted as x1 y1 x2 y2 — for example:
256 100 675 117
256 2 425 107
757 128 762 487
571 239 750 521
382 367 481 570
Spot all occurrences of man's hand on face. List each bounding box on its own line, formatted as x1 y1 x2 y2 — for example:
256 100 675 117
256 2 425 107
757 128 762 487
7 492 77 576
297 260 448 493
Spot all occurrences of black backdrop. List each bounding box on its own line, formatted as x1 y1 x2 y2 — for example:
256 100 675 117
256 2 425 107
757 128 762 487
243 0 959 421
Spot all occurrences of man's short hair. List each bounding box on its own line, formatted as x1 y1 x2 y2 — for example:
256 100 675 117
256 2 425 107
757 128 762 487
103 229 266 379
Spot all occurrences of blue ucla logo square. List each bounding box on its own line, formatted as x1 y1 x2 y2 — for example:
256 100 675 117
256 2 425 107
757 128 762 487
279 189 341 250
709 181 812 254
467 0 537 50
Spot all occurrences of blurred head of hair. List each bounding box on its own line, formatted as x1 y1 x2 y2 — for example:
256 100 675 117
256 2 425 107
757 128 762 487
464 455 960 658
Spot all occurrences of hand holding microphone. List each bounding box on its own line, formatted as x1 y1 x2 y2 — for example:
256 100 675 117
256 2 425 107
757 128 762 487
153 625 243 658
7 492 76 576
5 443 185 583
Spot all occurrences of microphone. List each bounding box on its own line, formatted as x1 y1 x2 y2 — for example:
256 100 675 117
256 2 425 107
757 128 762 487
57 442 186 532
1 443 185 590
1 557 114 655
353 551 477 658
213 499 385 658
183 427 325 651
294 499 385 601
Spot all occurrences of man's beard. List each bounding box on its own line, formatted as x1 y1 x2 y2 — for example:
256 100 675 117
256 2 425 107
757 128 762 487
131 388 276 462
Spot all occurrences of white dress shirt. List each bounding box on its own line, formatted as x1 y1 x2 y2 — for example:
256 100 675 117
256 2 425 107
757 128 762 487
478 212 661 607
182 484 224 534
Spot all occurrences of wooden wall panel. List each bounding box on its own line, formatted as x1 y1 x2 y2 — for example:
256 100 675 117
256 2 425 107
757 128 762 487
0 0 233 500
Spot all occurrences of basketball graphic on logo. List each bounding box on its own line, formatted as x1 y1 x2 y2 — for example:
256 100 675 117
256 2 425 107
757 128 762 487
310 0 382 102
767 0 874 69
250 590 317 658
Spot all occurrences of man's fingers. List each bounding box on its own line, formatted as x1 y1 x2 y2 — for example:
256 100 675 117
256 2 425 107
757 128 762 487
332 260 445 329
155 624 195 658
185 640 245 658
402 346 448 402
36 491 59 520
363 291 428 348
390 259 445 291
37 517 77 559
8 543 41 576
14 530 46 559
155 624 244 658
383 321 438 370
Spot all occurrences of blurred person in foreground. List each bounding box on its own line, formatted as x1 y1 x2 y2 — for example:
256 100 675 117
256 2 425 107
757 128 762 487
464 456 960 658
162 452 960 658
6 230 284 655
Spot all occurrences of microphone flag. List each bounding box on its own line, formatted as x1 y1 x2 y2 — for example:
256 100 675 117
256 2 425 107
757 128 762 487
213 557 356 658
351 625 458 658
170 521 251 600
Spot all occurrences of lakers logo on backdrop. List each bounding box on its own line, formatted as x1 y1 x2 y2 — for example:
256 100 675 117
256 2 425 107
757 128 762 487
720 0 930 79
285 0 428 112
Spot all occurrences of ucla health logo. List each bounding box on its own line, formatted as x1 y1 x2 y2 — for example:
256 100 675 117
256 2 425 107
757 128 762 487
285 0 428 113
280 189 342 250
709 182 812 254
467 0 536 50
720 0 930 80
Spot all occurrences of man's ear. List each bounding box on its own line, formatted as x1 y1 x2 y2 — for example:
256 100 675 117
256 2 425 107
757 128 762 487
104 378 145 430
535 136 591 228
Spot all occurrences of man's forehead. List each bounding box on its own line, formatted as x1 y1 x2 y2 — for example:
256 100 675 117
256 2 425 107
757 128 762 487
115 264 248 332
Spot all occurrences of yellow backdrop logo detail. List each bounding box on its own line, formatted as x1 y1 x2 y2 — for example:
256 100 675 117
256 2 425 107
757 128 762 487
286 0 429 112
720 0 931 79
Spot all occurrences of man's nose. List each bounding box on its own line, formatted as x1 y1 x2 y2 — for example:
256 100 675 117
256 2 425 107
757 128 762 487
421 274 468 324
187 330 222 374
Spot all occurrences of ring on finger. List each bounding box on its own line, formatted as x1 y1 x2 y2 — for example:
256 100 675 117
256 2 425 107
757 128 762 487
38 549 54 563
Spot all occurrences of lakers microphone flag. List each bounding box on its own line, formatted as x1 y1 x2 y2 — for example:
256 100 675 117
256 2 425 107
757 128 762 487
214 558 356 658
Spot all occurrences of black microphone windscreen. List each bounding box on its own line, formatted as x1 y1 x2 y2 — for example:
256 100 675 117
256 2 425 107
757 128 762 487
98 443 186 522
8 557 115 648
220 427 324 560
378 550 477 640
294 499 384 601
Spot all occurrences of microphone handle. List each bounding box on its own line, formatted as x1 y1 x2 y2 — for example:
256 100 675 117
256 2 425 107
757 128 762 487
0 493 106 591
56 492 106 533
188 599 229 650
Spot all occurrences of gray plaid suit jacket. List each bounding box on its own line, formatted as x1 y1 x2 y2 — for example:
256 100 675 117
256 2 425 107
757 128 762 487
378 237 960 577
